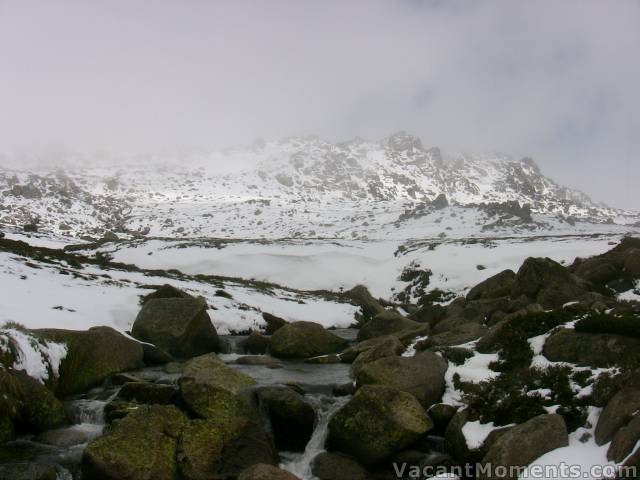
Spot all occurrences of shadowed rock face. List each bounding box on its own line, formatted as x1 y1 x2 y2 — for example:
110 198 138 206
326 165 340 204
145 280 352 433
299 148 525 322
596 386 640 446
510 257 588 309
132 297 219 358
254 386 316 452
0 369 68 444
466 269 516 301
543 328 640 368
571 237 640 292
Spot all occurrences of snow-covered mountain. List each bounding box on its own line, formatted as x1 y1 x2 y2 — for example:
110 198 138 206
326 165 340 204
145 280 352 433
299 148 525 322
0 133 637 241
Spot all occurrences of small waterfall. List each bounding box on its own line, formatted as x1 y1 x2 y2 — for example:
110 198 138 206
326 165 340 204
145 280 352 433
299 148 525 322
280 394 349 480
66 399 108 425
64 390 118 442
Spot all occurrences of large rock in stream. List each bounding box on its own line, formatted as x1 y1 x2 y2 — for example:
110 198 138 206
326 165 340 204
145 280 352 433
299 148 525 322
255 386 316 451
355 352 447 408
327 385 432 466
132 297 219 358
34 326 144 397
270 321 348 359
176 353 278 478
82 404 187 480
0 369 68 443
179 353 257 418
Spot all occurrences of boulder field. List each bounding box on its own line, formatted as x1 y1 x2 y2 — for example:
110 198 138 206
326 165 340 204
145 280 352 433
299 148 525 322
0 239 639 478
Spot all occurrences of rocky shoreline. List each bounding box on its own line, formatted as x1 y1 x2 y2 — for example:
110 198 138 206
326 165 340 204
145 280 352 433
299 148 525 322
1 237 639 479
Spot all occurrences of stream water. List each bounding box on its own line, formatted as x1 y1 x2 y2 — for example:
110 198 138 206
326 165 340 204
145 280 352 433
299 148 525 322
280 394 349 479
0 330 357 480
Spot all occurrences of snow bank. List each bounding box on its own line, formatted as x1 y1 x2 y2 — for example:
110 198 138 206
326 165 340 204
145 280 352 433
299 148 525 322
0 327 67 383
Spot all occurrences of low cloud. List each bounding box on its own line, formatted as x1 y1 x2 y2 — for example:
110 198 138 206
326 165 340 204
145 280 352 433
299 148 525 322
0 0 638 207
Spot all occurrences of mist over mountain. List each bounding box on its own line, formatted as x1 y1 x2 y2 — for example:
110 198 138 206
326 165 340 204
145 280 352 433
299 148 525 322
1 133 637 243
1 2 640 479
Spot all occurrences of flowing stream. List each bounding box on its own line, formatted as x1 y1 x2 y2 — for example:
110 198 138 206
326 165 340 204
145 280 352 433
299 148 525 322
280 394 349 479
0 330 356 480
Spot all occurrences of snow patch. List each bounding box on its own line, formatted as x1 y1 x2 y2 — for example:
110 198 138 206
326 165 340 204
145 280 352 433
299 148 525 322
462 420 513 450
402 335 429 357
0 327 67 382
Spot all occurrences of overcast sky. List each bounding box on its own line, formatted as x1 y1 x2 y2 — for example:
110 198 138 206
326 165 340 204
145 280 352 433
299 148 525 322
0 1 638 208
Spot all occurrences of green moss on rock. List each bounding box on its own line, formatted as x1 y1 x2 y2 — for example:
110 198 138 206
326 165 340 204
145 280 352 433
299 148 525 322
327 385 432 466
270 322 348 359
34 326 144 397
132 297 219 358
82 404 187 480
179 353 256 419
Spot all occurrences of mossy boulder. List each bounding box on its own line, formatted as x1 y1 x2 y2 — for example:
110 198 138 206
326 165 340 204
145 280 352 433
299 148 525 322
311 452 369 480
141 342 174 365
82 404 187 480
327 385 432 466
410 304 446 328
270 322 348 359
33 326 144 397
236 355 282 368
132 297 219 358
177 414 277 480
0 369 23 443
262 312 287 335
428 403 459 433
467 270 516 301
341 335 403 364
116 381 178 405
179 353 256 419
176 359 276 479
478 414 568 480
356 311 421 342
356 352 448 408
12 371 67 433
343 285 386 321
543 328 640 368
240 331 270 355
349 336 405 377
255 386 316 451
432 301 486 335
418 322 487 348
237 464 300 480
104 399 139 424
